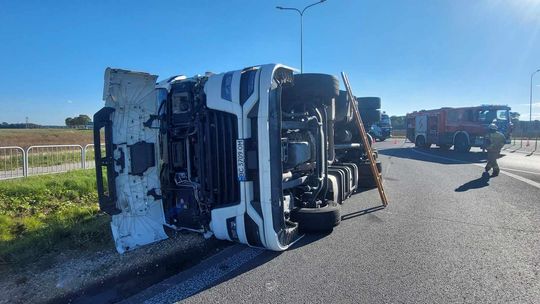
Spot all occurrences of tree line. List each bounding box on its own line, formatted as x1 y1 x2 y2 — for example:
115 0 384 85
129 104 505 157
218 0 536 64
0 122 42 129
65 115 92 127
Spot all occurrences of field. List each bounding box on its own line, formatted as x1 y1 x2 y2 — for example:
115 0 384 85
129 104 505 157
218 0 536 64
0 170 111 266
0 129 95 148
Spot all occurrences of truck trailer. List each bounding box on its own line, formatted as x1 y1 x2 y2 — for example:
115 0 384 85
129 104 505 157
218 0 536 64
94 64 381 253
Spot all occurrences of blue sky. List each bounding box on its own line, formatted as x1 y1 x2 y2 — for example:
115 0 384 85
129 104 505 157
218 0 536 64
1 0 539 125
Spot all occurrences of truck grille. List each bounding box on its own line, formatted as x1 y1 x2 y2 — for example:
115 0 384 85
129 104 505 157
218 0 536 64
203 110 240 205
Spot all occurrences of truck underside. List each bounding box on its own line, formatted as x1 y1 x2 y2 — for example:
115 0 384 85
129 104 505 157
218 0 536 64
94 64 380 253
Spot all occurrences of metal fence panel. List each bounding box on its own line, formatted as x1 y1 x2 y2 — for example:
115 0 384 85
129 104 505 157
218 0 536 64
83 144 105 169
0 146 26 180
26 145 84 176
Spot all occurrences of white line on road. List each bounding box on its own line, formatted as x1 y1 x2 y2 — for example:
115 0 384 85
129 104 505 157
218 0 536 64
144 247 264 304
491 169 540 189
498 167 540 176
410 149 540 190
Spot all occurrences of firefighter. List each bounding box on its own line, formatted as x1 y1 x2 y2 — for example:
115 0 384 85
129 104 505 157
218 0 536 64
484 123 505 177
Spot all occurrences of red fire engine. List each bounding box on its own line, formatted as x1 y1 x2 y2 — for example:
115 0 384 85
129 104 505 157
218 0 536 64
406 105 512 152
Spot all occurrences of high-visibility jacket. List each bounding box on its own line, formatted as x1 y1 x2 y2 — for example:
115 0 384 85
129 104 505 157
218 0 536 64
486 131 505 151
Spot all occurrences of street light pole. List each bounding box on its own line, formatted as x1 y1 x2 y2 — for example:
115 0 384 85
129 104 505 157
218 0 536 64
276 0 326 73
530 69 540 126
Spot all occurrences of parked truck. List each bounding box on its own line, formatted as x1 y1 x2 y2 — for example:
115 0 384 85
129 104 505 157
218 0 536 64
369 111 392 141
406 105 511 152
94 64 381 253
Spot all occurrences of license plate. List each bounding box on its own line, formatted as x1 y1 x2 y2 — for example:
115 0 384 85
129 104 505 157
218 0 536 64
236 139 246 181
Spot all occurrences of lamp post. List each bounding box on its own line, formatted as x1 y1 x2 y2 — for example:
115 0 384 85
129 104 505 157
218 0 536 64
530 69 540 126
276 0 326 73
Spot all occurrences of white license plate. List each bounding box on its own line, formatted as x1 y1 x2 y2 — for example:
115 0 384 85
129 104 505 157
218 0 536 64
236 139 246 181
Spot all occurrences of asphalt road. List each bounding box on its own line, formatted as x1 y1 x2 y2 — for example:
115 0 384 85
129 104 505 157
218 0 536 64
125 140 540 304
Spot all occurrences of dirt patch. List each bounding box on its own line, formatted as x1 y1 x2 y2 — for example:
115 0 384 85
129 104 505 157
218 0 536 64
0 129 98 148
0 231 229 304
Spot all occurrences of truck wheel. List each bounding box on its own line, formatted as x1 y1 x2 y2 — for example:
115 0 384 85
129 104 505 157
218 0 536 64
454 134 471 152
335 90 353 123
291 201 341 232
358 160 382 176
356 97 381 110
360 109 381 125
290 73 340 100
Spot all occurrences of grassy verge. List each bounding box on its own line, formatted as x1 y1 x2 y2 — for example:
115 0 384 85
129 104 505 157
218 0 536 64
0 170 111 266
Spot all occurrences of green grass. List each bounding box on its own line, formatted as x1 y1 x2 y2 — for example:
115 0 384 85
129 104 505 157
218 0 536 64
0 170 112 265
0 155 24 171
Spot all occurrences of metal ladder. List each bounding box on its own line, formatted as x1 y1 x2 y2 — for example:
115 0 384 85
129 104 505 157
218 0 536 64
341 72 388 207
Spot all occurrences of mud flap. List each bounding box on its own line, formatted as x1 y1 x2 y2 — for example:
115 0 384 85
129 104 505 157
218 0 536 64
101 68 168 253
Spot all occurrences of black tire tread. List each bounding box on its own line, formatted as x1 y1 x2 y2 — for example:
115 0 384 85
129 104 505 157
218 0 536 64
357 97 381 110
291 201 341 232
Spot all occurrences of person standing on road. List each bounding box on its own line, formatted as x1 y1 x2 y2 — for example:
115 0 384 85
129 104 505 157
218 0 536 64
484 123 505 177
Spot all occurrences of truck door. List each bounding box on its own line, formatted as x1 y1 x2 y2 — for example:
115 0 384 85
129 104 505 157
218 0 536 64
415 115 427 142
94 68 168 253
427 115 439 144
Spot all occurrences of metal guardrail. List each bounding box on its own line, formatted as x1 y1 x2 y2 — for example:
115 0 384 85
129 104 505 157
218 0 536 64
0 144 104 180
0 146 26 180
83 144 105 169
26 145 84 176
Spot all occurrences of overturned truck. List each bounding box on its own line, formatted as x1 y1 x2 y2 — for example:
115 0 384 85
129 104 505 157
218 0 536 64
94 64 382 253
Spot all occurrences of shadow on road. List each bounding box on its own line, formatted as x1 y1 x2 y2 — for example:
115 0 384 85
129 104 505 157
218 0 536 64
379 147 497 165
341 205 386 221
455 173 490 192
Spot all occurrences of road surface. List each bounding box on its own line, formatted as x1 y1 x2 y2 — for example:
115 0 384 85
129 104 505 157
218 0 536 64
124 140 540 304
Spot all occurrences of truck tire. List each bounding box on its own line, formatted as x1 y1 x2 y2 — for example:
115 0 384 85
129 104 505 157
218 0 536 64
335 90 353 123
360 109 381 125
357 97 381 110
291 73 340 100
291 201 341 232
454 134 471 152
358 160 382 176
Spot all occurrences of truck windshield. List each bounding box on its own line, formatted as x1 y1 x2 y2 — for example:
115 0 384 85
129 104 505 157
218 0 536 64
478 109 508 123
496 110 508 120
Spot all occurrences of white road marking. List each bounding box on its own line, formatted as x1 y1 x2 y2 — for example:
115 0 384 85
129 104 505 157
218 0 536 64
144 247 264 304
492 170 540 189
410 148 540 190
498 167 540 176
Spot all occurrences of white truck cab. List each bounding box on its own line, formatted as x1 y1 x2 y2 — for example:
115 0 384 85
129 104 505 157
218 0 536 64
94 64 380 253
